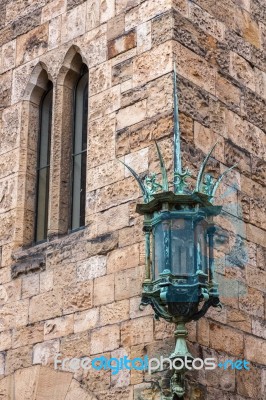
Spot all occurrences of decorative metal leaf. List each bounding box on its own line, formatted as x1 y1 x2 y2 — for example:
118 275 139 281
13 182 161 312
195 141 219 192
119 159 149 202
211 163 238 200
155 140 169 191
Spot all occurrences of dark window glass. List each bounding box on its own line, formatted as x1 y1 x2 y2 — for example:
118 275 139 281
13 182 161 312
71 69 88 230
35 85 53 243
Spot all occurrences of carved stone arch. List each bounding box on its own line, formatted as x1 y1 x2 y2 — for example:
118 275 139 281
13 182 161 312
0 366 97 400
22 61 53 104
14 62 54 246
48 46 89 238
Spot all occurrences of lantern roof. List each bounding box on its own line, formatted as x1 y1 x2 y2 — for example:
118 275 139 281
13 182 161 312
121 64 237 209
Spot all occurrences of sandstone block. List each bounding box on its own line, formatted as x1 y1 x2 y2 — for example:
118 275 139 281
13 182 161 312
33 339 60 366
89 61 112 96
22 273 39 298
5 0 45 24
107 14 125 41
44 315 74 340
96 203 129 235
0 375 12 398
90 324 120 354
117 99 147 130
90 85 120 120
87 159 124 191
100 299 129 325
0 279 21 305
124 147 148 177
245 335 266 365
48 15 62 50
29 290 62 323
74 307 99 333
252 317 266 340
60 331 90 358
133 41 172 87
63 281 93 314
86 33 107 68
0 299 29 332
230 52 255 91
237 366 262 398
94 274 115 306
129 296 153 319
12 322 44 348
96 387 133 400
35 367 72 400
65 378 94 400
239 285 264 319
11 59 38 104
16 24 48 66
1 40 16 73
5 345 32 374
42 0 66 23
115 265 144 300
40 270 54 292
209 323 244 356
125 0 172 30
0 330 12 351
61 3 86 43
111 347 130 388
188 2 225 40
100 0 115 23
226 308 251 332
112 58 133 85
107 243 139 273
121 316 153 347
77 255 107 281
86 0 100 31
197 317 210 346
108 30 136 59
14 365 41 400
137 21 151 54
1 103 21 155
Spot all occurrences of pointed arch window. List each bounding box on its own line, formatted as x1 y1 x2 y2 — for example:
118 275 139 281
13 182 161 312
35 82 53 243
71 65 88 231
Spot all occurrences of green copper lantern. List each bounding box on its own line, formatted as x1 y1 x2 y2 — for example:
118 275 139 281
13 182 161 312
122 65 237 399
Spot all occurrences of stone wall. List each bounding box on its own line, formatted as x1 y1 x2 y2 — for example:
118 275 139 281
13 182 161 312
0 0 265 399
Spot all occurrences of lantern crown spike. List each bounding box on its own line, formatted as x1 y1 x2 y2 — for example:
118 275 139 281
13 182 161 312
118 63 238 204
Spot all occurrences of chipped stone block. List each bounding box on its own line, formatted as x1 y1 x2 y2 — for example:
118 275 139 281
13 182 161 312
77 255 107 281
33 339 60 365
44 315 74 340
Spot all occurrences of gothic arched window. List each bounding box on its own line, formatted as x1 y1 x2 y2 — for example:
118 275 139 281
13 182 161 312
35 82 53 243
71 66 88 231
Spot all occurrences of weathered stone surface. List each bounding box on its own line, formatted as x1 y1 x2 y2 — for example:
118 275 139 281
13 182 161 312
1 40 16 73
0 299 29 332
115 265 144 300
12 322 44 348
90 85 120 120
29 290 62 323
60 331 90 357
21 273 39 298
14 365 41 400
107 243 139 273
209 323 244 356
61 2 86 43
16 24 48 66
125 0 172 30
108 30 136 59
33 339 60 365
0 330 12 351
74 307 99 333
5 345 32 374
44 315 74 340
188 2 225 40
90 324 120 354
42 0 66 23
63 281 93 314
77 255 107 281
245 335 266 365
100 0 115 24
93 273 115 306
100 299 129 325
117 100 147 130
121 316 154 348
239 286 264 317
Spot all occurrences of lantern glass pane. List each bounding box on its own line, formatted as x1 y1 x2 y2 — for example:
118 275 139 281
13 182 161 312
171 218 194 275
195 220 208 275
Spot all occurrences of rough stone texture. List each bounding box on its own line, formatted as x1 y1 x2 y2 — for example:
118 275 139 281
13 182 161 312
0 0 265 399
